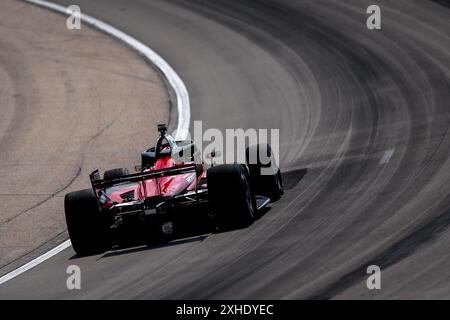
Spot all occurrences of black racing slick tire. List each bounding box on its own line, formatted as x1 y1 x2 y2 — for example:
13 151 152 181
246 144 283 201
64 189 111 255
256 168 283 201
103 167 129 181
207 164 256 229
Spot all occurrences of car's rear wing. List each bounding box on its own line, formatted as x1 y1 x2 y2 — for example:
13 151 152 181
89 164 199 190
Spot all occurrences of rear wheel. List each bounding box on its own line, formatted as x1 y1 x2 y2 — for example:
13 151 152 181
207 164 255 229
65 189 111 255
103 167 129 181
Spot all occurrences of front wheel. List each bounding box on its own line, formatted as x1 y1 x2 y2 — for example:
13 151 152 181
246 144 283 201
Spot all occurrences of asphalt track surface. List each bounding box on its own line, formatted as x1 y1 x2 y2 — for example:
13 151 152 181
0 0 168 278
1 0 449 299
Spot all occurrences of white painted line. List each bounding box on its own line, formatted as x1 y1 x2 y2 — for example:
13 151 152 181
257 197 271 210
25 0 190 141
0 0 191 285
380 149 395 164
0 240 71 285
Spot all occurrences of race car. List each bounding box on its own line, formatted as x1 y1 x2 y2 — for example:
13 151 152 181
64 124 283 255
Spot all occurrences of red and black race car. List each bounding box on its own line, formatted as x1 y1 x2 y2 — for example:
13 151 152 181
64 124 283 255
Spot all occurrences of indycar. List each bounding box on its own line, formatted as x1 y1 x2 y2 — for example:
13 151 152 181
64 124 283 255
